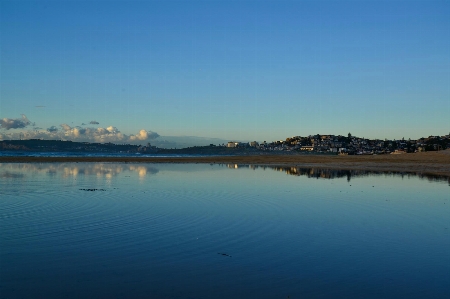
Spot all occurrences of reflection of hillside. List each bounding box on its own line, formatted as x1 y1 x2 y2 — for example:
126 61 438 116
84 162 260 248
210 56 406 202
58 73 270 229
0 163 159 179
1 163 448 184
0 171 25 179
272 166 450 184
272 167 356 181
226 164 450 184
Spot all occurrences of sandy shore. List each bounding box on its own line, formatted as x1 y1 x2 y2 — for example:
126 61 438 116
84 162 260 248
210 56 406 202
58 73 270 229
1 150 450 177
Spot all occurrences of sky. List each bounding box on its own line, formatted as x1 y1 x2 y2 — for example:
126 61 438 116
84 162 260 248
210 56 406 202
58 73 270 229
1 0 449 146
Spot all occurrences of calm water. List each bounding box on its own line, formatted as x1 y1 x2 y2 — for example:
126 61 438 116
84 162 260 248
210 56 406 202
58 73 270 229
1 163 449 299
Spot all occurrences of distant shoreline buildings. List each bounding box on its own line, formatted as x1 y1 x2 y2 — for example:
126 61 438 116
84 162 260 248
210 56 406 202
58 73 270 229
228 133 450 155
1 133 449 154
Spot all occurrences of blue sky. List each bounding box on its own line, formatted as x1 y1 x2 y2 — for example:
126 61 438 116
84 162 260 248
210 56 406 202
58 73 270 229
1 0 449 144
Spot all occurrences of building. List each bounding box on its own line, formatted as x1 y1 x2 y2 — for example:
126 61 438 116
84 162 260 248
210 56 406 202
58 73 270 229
227 141 239 148
300 146 314 151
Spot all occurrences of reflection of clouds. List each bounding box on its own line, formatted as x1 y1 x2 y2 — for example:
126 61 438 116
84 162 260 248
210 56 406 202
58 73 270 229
63 166 79 177
67 164 125 178
129 165 147 177
129 165 156 177
3 163 447 184
0 163 159 180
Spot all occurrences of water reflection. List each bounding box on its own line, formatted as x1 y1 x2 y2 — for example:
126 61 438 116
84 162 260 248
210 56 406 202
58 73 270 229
2 164 449 299
227 164 450 184
0 163 159 180
0 171 25 179
0 163 448 184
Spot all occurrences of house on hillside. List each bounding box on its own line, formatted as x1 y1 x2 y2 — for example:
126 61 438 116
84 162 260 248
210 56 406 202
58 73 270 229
227 142 239 148
300 146 314 151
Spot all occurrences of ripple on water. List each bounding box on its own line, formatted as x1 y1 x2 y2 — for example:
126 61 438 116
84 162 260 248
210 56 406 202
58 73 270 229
1 164 449 299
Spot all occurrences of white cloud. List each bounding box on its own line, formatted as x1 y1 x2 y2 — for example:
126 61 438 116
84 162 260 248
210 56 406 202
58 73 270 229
60 124 72 131
106 126 119 133
129 129 159 141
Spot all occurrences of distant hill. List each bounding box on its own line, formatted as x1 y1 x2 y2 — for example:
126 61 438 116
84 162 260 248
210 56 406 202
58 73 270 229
0 135 240 151
0 139 143 153
151 135 232 149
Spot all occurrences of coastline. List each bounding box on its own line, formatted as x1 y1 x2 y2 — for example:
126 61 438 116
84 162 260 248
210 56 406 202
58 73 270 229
1 150 450 177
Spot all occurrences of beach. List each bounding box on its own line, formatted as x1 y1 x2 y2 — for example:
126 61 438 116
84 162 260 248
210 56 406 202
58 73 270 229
1 150 449 177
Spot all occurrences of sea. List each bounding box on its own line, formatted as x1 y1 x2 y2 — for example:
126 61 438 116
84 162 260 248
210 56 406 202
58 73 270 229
0 151 185 158
0 158 449 299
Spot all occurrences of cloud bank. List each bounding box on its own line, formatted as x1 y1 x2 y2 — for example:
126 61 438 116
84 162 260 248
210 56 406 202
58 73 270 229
0 115 33 130
0 115 230 148
0 115 159 145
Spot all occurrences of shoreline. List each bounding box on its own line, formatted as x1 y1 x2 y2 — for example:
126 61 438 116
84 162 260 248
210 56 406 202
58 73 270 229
1 150 450 177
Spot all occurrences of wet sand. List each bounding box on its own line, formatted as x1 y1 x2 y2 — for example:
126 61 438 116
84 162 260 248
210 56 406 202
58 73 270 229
2 150 450 177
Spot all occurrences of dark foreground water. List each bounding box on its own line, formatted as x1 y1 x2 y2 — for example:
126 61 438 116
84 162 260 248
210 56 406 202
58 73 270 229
1 163 449 299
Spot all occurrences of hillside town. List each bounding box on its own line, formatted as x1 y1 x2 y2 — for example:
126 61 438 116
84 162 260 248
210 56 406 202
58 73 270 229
227 133 450 155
